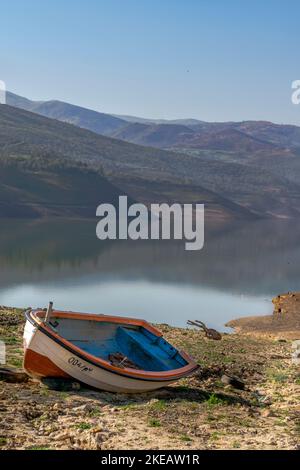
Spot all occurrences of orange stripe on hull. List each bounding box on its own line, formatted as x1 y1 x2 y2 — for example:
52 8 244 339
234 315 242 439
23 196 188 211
24 349 69 379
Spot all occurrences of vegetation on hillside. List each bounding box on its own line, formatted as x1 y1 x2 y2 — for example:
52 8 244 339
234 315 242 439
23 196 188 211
1 102 300 219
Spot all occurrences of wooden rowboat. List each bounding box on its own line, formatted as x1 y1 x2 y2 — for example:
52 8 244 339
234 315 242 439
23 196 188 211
23 307 198 393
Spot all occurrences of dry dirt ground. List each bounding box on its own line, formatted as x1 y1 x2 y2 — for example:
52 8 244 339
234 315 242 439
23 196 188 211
0 305 299 450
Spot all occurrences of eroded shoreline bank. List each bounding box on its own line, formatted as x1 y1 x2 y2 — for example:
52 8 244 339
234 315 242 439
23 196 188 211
227 292 300 340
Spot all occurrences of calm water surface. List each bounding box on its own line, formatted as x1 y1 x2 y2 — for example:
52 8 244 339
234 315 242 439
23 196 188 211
0 218 299 330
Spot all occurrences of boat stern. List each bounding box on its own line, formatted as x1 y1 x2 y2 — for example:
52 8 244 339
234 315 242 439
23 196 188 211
23 310 69 379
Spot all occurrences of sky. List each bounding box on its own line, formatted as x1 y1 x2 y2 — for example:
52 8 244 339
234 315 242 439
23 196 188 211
1 0 300 124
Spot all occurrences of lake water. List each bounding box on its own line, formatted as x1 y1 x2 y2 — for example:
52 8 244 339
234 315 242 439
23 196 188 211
0 218 299 330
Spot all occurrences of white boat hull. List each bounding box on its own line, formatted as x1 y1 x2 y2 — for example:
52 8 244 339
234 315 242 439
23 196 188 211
24 319 175 393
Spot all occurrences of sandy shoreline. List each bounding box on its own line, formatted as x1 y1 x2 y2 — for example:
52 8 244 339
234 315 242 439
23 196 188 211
0 301 299 450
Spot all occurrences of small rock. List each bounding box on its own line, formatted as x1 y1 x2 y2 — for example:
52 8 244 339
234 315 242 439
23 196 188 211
259 396 272 405
72 403 94 414
261 409 274 418
0 368 29 383
54 432 71 441
149 399 159 405
23 408 43 420
90 426 104 434
89 433 104 449
111 407 119 413
291 340 300 350
41 377 81 391
221 374 245 390
291 351 300 365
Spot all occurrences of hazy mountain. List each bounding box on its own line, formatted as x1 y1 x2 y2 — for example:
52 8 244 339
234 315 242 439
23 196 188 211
7 91 300 152
31 100 126 135
113 114 205 127
111 122 195 147
1 103 300 220
233 121 300 148
7 92 126 136
112 124 280 153
0 103 188 175
6 91 44 112
0 104 137 217
0 104 250 220
173 127 278 153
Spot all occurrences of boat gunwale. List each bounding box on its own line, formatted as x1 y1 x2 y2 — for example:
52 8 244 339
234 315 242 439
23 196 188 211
25 309 199 381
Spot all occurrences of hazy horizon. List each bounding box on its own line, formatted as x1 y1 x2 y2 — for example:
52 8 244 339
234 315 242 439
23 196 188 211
6 88 300 128
1 0 300 125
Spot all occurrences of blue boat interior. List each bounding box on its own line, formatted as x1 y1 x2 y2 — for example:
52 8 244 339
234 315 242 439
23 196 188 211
51 317 188 371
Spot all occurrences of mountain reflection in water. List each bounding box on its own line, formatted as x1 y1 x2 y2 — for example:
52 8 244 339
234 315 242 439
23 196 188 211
0 218 298 329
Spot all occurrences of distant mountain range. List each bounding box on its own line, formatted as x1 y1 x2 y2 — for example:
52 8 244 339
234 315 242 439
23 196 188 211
7 91 300 150
2 91 300 220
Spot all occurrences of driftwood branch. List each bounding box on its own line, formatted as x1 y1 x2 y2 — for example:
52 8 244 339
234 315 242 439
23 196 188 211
187 320 222 340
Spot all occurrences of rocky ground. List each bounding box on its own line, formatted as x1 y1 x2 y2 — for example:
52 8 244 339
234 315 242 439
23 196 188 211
0 305 299 450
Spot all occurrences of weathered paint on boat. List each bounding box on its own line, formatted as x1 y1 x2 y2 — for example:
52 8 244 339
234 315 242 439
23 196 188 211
23 309 198 393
